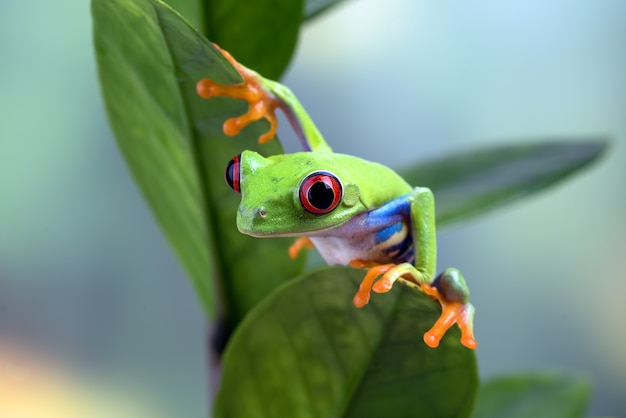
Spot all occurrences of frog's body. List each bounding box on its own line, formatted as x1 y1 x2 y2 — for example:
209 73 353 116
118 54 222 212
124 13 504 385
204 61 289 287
236 150 417 266
197 44 477 349
310 204 415 266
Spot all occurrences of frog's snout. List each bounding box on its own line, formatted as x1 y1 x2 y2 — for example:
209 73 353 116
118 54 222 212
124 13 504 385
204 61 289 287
236 205 267 236
238 205 266 219
255 207 267 219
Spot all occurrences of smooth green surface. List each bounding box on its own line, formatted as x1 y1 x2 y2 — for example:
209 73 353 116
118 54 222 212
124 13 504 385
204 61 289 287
215 267 478 418
93 0 304 323
398 141 607 226
472 373 591 418
233 151 412 236
204 0 303 80
162 0 203 31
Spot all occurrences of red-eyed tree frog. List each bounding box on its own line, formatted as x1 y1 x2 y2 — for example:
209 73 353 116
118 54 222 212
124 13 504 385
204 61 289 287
197 45 477 349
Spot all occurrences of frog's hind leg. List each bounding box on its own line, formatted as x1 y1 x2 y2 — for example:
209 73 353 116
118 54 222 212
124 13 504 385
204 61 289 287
421 268 476 349
372 265 477 349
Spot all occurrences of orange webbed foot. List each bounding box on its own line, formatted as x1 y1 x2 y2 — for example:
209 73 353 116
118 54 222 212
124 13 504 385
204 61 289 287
196 44 281 143
421 284 477 349
288 237 314 259
350 262 394 308
351 263 478 350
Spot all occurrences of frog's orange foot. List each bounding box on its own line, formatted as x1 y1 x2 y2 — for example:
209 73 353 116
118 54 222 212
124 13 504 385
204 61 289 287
348 259 380 269
196 44 281 144
421 284 477 349
350 262 394 308
350 263 477 349
288 237 314 259
371 263 421 293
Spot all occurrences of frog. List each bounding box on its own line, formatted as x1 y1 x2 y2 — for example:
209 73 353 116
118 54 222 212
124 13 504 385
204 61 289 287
197 45 477 349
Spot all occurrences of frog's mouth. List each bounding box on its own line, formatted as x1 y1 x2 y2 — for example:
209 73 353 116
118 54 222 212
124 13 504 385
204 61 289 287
236 206 361 239
240 224 342 239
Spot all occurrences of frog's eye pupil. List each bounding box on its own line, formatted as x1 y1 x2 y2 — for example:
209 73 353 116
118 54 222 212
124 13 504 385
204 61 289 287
308 182 334 210
225 154 241 193
299 172 342 215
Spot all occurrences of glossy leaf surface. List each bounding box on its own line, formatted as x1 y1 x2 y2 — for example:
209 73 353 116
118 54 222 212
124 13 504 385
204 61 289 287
398 141 607 226
472 373 590 418
215 267 478 418
93 0 304 322
204 0 303 80
161 0 203 31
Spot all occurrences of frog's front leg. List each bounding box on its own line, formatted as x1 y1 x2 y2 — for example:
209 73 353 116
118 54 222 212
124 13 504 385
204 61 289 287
352 188 477 349
197 45 281 144
350 261 396 307
288 237 315 259
197 44 332 152
374 265 477 349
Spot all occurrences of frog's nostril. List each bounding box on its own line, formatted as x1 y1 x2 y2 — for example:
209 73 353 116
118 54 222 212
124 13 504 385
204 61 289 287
255 207 267 219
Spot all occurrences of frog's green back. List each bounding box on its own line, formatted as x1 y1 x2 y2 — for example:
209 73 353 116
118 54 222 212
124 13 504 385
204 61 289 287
327 153 412 208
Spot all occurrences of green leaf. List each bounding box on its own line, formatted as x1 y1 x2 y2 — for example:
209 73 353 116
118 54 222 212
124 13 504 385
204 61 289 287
161 0 203 31
472 373 591 418
215 267 478 418
304 0 349 21
93 0 304 323
398 141 607 226
204 0 304 80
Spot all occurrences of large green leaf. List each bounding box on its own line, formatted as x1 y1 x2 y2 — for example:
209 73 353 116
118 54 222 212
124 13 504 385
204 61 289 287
203 0 304 80
215 267 478 418
304 0 349 21
398 141 607 226
93 0 304 323
472 373 591 418
161 0 203 31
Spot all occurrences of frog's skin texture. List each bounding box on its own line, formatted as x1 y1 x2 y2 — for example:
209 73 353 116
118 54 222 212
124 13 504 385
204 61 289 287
198 44 477 349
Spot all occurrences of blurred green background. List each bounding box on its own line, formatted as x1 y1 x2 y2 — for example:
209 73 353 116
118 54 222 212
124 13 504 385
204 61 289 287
1 0 624 416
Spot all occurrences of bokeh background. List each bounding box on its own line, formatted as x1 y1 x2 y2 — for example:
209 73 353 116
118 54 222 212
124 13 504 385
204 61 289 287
1 0 624 416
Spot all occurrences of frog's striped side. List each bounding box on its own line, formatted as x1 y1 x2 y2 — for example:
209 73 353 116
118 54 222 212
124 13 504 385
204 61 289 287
310 192 415 266
374 221 414 265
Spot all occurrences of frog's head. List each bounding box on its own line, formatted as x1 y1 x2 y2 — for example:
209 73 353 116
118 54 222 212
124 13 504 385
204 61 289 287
225 150 366 237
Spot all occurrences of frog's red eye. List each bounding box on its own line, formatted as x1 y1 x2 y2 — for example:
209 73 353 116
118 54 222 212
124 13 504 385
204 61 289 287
225 154 241 193
299 171 342 215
